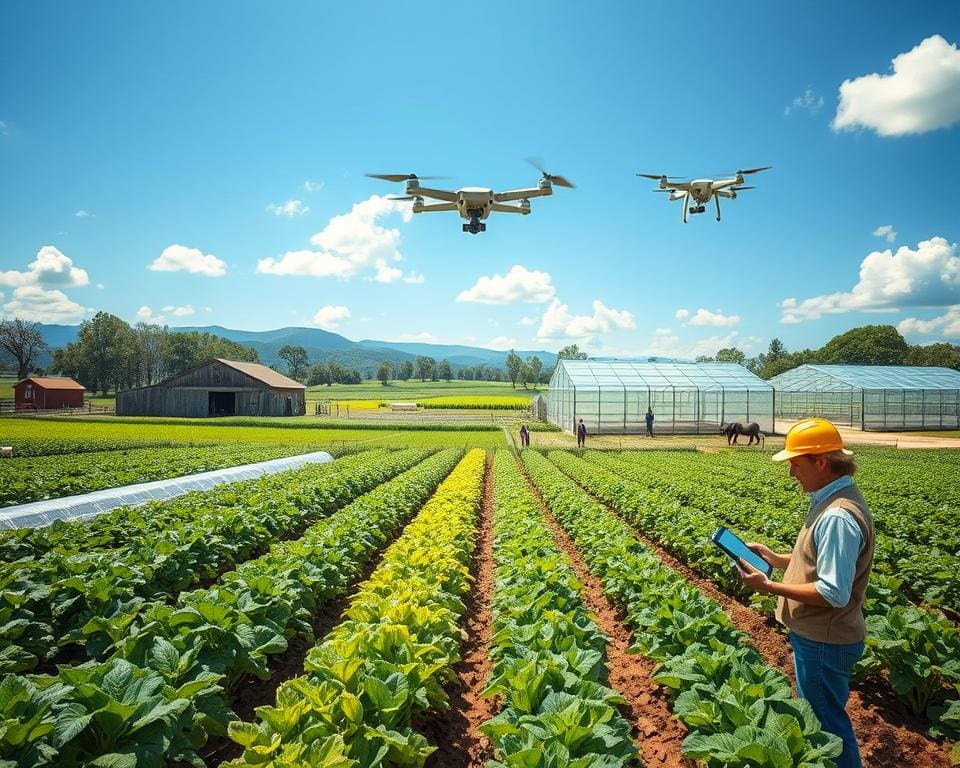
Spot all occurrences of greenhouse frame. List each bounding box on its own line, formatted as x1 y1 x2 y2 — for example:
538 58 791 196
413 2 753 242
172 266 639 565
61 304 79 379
547 360 774 435
769 365 960 431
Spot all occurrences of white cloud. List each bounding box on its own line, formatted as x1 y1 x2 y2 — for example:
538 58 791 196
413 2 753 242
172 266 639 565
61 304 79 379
833 34 960 136
873 224 898 243
2 286 90 323
537 297 636 341
267 199 309 218
304 180 324 192
257 195 416 283
780 236 960 323
0 245 90 289
204 306 213 313
74 210 95 219
137 305 166 325
675 308 690 320
0 121 7 135
312 304 351 331
150 244 227 277
642 327 743 359
898 306 960 338
161 304 195 316
372 259 402 283
403 272 425 284
519 315 538 326
685 308 741 327
457 265 556 304
487 336 518 351
785 87 824 116
399 331 438 343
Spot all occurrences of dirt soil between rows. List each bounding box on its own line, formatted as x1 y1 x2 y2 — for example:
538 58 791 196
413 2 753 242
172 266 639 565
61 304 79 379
420 452 498 768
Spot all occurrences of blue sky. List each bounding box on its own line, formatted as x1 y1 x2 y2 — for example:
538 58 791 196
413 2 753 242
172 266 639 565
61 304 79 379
2 2 959 359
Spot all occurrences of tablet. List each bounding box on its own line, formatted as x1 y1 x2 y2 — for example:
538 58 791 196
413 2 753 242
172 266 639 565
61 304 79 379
711 526 773 577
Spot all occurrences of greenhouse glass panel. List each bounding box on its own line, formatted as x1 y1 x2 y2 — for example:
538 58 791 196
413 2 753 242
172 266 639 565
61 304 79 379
546 361 772 434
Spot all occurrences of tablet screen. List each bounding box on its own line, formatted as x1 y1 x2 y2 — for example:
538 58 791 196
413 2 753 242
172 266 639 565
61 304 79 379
712 526 773 576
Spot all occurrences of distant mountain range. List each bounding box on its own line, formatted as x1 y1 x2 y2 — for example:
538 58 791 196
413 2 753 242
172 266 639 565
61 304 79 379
35 324 559 374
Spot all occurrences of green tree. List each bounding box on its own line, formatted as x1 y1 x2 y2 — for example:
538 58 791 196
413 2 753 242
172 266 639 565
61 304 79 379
906 342 960 370
715 347 746 365
377 360 393 385
0 318 49 379
819 324 908 366
399 360 414 381
505 350 523 389
277 345 309 381
74 312 135 395
306 363 331 386
558 344 588 360
415 355 435 382
437 359 452 382
526 355 543 388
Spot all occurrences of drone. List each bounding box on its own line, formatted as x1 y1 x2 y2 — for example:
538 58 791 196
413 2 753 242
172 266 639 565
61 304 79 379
636 166 771 223
366 160 574 234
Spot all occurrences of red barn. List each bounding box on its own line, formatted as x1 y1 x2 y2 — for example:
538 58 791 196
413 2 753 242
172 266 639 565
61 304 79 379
14 377 86 410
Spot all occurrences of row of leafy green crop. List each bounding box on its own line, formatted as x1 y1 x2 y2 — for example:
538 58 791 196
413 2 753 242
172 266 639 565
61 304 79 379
223 448 485 767
0 443 339 507
630 447 960 560
521 449 844 767
556 450 960 740
606 448 960 613
0 448 463 767
0 449 429 674
482 450 636 766
0 437 222 458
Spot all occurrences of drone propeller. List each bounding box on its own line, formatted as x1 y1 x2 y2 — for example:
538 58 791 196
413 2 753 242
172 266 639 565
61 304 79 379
636 172 667 180
366 173 451 182
739 166 771 175
730 186 755 191
386 195 417 201
652 189 678 193
526 157 575 188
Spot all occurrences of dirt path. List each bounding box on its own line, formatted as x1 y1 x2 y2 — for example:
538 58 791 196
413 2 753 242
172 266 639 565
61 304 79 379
519 458 693 767
597 501 955 767
420 453 497 768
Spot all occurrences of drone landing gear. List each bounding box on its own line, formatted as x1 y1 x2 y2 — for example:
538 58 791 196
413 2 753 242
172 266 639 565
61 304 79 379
688 205 706 215
462 209 486 234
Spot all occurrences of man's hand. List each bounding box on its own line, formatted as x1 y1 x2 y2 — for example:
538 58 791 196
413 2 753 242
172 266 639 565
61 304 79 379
736 560 773 593
745 541 791 570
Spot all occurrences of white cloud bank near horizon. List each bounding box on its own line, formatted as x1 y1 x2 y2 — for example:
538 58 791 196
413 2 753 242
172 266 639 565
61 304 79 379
537 297 635 342
833 34 960 136
780 236 960 324
0 246 91 323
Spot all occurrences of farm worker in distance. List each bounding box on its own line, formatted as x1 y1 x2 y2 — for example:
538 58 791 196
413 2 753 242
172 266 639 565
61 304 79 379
645 407 655 437
519 424 529 448
576 418 587 448
736 418 874 768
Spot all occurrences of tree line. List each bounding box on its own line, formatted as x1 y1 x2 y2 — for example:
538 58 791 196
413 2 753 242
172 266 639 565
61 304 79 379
695 324 960 377
1 313 260 395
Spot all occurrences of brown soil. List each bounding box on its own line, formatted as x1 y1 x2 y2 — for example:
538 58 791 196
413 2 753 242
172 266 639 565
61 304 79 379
519 457 693 767
420 453 498 768
599 502 955 767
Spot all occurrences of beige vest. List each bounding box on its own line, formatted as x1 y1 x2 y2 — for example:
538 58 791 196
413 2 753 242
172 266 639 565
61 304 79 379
775 483 874 644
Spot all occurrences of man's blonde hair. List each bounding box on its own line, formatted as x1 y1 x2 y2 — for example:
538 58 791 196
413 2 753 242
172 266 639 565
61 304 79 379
822 449 856 476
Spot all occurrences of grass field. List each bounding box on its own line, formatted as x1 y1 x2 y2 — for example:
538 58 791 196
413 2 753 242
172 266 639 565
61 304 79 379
0 415 508 451
306 379 541 402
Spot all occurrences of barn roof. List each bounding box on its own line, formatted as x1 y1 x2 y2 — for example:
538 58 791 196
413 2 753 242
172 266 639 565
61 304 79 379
212 358 305 389
16 377 86 391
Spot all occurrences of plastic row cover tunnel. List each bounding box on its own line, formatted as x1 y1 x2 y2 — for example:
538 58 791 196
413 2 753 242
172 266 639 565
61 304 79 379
0 451 334 530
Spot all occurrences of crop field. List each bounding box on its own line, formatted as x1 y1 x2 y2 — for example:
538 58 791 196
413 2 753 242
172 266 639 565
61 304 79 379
1 434 958 767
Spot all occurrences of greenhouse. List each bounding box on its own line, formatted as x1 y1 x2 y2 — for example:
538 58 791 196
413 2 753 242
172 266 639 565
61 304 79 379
769 365 960 431
547 360 773 435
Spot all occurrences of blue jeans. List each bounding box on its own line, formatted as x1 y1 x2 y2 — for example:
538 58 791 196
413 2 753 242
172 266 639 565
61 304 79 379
789 631 864 768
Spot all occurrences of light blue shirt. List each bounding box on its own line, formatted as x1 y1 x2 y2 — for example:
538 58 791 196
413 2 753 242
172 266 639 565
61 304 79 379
808 475 864 608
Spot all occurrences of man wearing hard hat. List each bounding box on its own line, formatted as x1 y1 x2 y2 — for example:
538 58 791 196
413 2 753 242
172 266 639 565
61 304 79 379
737 418 874 768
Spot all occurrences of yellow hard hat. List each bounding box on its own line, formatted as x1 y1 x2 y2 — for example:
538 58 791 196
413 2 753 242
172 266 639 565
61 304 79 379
772 418 853 462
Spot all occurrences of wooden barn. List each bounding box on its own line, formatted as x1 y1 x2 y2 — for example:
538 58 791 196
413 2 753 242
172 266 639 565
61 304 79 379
14 377 86 410
116 358 306 417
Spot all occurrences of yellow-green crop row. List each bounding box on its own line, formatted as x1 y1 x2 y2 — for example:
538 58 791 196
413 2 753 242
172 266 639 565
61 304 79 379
224 448 486 766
